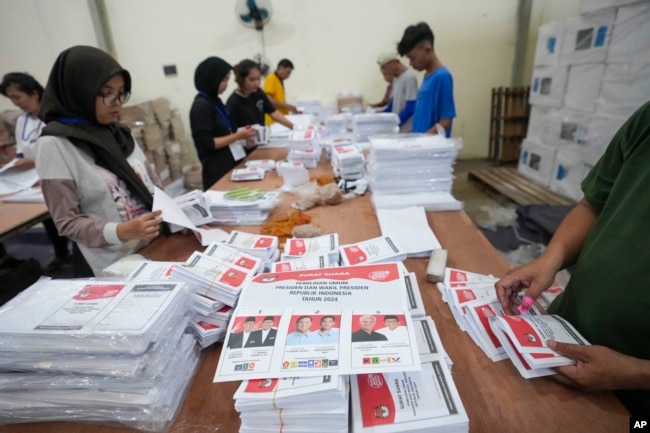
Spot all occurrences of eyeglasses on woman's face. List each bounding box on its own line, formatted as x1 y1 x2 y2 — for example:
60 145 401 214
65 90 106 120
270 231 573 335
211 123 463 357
98 91 131 107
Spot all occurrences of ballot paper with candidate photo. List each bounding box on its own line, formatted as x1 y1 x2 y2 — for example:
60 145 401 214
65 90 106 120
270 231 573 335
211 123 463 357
351 354 468 433
214 262 420 382
489 314 590 378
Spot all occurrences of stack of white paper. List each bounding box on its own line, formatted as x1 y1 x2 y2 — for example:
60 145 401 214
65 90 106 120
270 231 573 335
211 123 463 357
231 167 265 182
371 191 462 212
171 251 256 307
351 354 468 433
376 206 441 257
204 190 280 225
245 159 277 171
489 314 590 379
366 134 460 195
0 279 199 431
339 236 406 266
282 233 340 264
236 376 350 433
1 187 44 203
324 113 352 137
330 144 365 180
287 148 321 169
0 160 39 195
352 113 399 142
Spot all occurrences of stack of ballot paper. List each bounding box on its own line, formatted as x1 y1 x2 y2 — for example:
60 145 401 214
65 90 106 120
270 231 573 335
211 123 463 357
489 314 590 378
339 236 407 266
231 167 265 182
287 148 321 169
223 230 280 269
173 189 214 226
352 113 399 142
273 254 334 272
282 234 340 263
204 190 280 225
245 159 277 171
351 354 469 433
0 278 200 431
321 136 353 160
171 250 258 307
324 113 352 137
366 134 460 195
192 320 227 348
235 376 350 433
371 191 462 212
438 267 542 362
287 129 319 150
330 144 365 180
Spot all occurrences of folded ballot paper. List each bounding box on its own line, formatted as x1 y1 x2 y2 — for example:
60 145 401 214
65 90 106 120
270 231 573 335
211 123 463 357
376 206 441 257
282 233 340 263
273 254 333 272
350 353 468 433
173 189 214 226
489 314 590 379
223 230 279 260
204 189 280 225
340 236 406 266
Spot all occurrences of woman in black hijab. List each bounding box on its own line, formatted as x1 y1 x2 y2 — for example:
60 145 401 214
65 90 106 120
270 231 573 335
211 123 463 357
190 56 257 190
35 45 163 276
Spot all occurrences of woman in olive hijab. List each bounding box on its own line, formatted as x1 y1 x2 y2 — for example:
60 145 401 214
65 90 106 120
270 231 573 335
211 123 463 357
190 56 256 190
35 45 163 276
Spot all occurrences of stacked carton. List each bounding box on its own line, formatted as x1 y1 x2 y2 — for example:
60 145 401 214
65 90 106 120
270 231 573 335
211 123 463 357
120 98 198 194
522 0 649 201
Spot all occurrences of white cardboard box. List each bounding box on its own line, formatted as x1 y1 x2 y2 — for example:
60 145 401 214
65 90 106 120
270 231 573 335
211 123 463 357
534 21 565 67
596 62 650 120
607 2 650 64
529 66 569 107
560 9 615 65
518 139 558 187
550 146 587 202
564 63 606 112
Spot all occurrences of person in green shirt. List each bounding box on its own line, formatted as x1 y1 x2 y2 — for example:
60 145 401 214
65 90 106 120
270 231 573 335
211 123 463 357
495 101 650 416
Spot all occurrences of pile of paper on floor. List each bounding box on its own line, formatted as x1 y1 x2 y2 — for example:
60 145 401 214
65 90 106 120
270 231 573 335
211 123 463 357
330 144 365 180
438 267 542 362
489 314 590 379
339 235 406 266
0 278 199 432
366 134 460 195
282 233 340 263
204 189 281 225
352 113 399 142
235 375 350 433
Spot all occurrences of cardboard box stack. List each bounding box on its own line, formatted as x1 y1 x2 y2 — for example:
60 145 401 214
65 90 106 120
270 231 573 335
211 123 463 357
120 98 199 194
521 0 649 201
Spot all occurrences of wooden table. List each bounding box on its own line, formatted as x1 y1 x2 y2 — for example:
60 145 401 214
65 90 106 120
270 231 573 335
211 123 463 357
0 200 49 243
1 147 629 433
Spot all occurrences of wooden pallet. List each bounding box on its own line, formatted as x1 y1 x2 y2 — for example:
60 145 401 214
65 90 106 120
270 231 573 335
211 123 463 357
468 167 575 206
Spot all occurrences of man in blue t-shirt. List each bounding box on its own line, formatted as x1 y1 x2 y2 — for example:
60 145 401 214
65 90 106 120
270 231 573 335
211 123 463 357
397 22 456 137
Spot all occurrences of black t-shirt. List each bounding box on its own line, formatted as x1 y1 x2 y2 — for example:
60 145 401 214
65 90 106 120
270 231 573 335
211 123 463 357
226 88 275 128
189 94 238 189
